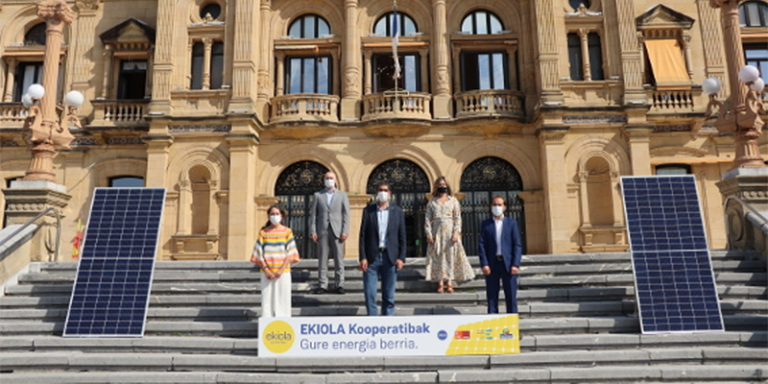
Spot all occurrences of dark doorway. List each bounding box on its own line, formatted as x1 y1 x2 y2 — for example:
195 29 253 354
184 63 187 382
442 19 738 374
275 161 329 259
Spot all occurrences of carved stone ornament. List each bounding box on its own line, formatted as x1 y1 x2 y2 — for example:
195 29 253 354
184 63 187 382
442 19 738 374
37 0 76 24
75 0 100 12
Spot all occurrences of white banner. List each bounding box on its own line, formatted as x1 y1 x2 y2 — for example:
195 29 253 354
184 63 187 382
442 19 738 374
258 314 519 357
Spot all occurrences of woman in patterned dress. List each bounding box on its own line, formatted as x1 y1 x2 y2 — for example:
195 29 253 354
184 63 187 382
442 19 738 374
251 204 300 317
425 177 475 293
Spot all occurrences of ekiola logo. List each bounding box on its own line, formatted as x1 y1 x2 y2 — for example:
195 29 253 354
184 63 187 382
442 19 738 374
263 320 295 354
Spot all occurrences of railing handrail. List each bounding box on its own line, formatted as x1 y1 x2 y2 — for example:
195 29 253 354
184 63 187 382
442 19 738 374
272 93 340 101
724 195 768 226
0 207 61 260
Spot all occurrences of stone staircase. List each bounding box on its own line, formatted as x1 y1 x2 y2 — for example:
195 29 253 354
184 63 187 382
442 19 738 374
0 250 766 383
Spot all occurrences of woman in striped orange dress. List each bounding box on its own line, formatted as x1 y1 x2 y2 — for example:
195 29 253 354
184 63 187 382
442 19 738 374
251 204 300 317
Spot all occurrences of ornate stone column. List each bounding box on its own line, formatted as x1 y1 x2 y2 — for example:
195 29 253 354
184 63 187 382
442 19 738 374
537 127 572 253
532 0 564 104
70 0 100 114
579 29 591 81
3 58 17 102
697 0 727 86
363 51 372 95
432 0 451 118
208 180 219 236
682 33 694 80
101 44 113 98
578 171 591 227
614 0 646 104
228 0 260 113
176 178 191 235
255 0 272 119
340 0 361 120
275 52 285 97
149 0 177 114
202 37 213 90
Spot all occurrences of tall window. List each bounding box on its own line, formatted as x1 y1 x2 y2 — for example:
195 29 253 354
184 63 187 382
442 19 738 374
461 10 503 34
190 42 204 90
373 53 419 92
461 52 507 91
587 33 604 80
118 61 147 99
567 33 583 81
745 43 768 77
210 42 224 89
655 164 691 175
288 14 330 38
286 56 331 94
739 1 768 27
374 12 417 37
24 23 46 46
109 176 144 187
14 62 44 101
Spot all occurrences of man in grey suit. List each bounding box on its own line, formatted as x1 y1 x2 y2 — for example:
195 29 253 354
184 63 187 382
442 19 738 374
310 171 350 294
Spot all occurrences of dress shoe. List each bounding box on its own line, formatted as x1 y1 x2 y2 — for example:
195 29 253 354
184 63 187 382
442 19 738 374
311 287 328 295
335 287 346 295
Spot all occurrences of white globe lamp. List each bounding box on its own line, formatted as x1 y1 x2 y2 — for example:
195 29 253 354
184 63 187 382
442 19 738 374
702 77 722 95
21 94 34 108
738 65 760 83
749 78 765 93
63 90 85 108
27 84 45 99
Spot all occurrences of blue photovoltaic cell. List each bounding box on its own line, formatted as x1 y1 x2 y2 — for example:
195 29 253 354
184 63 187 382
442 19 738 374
63 188 166 337
621 176 724 334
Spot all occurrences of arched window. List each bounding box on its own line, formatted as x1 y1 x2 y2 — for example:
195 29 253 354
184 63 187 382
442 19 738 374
461 10 504 35
373 12 417 37
24 23 47 46
200 3 221 20
288 14 330 39
739 1 768 27
569 0 591 11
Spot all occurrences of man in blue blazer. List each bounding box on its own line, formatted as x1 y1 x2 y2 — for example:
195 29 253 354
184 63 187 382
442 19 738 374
478 195 523 314
359 182 406 316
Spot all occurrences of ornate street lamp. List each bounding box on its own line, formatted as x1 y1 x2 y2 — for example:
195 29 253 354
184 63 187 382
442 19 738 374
21 0 82 182
704 0 766 170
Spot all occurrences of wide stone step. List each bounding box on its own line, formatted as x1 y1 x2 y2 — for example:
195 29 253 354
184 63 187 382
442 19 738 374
0 335 258 354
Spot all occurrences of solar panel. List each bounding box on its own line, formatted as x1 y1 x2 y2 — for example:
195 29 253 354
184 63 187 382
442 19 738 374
63 188 166 337
621 175 724 334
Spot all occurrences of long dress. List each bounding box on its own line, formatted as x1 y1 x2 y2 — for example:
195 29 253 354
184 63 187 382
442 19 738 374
424 196 476 282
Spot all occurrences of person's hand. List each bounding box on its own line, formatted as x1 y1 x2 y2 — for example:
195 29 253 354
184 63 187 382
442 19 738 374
311 233 318 242
511 266 519 275
359 259 368 272
265 270 276 280
426 236 434 245
451 235 459 244
395 259 404 270
273 270 282 279
482 266 491 276
339 233 348 242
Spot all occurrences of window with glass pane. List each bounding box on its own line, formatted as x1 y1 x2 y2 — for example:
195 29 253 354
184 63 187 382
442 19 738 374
14 62 43 101
461 10 504 35
286 56 331 94
745 43 768 77
24 23 46 46
109 176 144 187
288 14 330 38
210 42 224 89
655 164 691 175
739 1 768 27
461 52 507 91
569 0 591 11
373 54 419 92
567 33 583 81
373 12 417 37
588 33 604 80
200 3 221 20
190 42 204 90
117 61 147 99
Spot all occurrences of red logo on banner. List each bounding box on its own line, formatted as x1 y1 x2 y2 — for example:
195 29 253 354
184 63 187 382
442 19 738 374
454 330 470 340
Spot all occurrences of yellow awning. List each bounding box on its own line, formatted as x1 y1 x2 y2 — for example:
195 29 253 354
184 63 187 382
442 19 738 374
645 39 691 90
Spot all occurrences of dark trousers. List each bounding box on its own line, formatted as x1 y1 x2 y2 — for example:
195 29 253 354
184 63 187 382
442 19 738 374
363 252 397 316
485 256 518 314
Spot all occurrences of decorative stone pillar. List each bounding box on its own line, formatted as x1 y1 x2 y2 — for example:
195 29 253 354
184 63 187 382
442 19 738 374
70 0 100 114
419 48 429 93
347 194 373 260
682 33 694 81
579 29 591 81
3 58 17 102
578 171 591 227
202 37 213 90
149 0 178 114
176 178 191 235
227 132 258 260
275 52 285 97
610 171 624 227
101 44 113 98
207 180 219 235
532 0 564 104
432 0 451 118
614 0 646 104
623 125 653 175
340 0 361 120
255 0 272 119
696 0 727 87
228 0 260 113
537 126 572 253
363 52 372 95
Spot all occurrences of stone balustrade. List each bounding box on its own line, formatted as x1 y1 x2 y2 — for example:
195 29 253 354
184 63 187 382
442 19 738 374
0 102 28 128
90 99 149 126
362 91 431 121
455 90 525 118
647 88 701 112
270 94 340 123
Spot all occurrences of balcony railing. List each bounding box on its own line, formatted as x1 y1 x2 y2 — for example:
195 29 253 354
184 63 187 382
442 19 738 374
0 102 27 128
362 91 431 121
90 99 149 126
455 90 525 118
270 94 339 123
647 87 702 113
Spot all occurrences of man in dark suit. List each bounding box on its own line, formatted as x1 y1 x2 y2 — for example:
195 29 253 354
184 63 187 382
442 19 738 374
359 182 406 316
478 195 523 314
309 171 350 294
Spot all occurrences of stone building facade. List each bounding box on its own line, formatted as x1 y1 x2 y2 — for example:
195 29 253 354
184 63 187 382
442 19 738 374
0 0 766 261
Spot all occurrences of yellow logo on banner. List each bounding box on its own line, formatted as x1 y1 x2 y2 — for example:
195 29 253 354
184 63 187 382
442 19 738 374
446 315 519 355
262 320 295 354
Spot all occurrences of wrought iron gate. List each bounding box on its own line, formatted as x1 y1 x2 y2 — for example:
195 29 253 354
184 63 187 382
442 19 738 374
366 159 431 258
460 157 526 255
275 161 329 259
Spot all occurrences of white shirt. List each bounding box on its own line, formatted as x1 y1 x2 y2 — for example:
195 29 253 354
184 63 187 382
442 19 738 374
377 205 389 249
494 216 504 256
325 188 334 206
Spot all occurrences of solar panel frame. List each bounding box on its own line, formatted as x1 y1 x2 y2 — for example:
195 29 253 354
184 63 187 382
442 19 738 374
621 175 725 334
63 187 166 338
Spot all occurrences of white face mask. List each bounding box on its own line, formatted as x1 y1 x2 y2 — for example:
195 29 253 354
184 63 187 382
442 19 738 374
377 191 389 202
492 206 504 217
269 215 282 225
324 179 335 189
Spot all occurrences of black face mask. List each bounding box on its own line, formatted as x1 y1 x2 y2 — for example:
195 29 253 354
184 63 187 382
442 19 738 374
437 187 448 194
